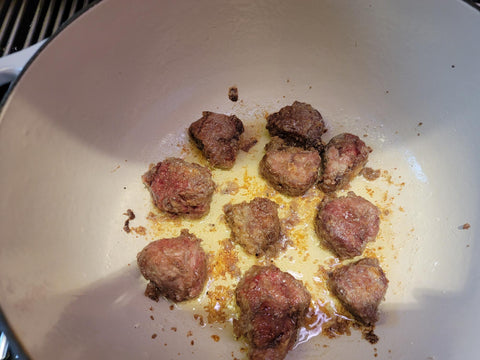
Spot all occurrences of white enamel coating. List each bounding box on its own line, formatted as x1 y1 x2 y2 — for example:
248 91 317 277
0 0 479 359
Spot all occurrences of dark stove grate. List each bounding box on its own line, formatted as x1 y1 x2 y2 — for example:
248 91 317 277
465 0 480 11
0 0 97 57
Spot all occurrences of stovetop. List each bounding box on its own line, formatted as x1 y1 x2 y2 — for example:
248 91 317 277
0 0 99 103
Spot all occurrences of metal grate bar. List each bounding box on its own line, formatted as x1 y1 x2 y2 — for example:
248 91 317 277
4 0 28 55
52 0 67 33
23 0 47 48
0 0 18 46
69 0 79 18
1 0 100 58
37 0 57 42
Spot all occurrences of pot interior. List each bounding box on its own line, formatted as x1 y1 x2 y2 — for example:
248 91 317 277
0 0 479 359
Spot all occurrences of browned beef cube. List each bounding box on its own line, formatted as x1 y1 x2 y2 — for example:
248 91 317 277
329 258 388 325
320 133 371 193
137 229 208 302
189 111 244 169
234 265 311 360
315 192 380 259
266 101 326 151
260 137 321 196
142 157 215 218
224 197 281 258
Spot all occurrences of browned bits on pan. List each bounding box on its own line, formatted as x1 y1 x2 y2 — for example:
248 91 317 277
323 316 353 338
124 209 135 220
211 335 220 342
204 285 234 323
151 333 157 339
208 238 240 279
132 226 146 235
228 86 239 102
462 223 471 230
194 313 205 326
361 167 381 181
363 328 379 344
123 209 135 233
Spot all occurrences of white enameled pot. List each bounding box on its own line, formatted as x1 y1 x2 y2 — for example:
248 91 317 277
1 0 479 359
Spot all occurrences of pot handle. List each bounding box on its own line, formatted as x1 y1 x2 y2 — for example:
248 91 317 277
0 40 46 87
0 332 7 360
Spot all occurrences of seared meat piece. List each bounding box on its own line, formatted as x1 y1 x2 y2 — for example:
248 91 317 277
224 197 281 258
142 157 215 218
320 133 371 192
137 229 208 302
228 86 239 102
315 192 380 259
266 101 327 151
189 111 244 169
259 137 321 197
234 265 311 360
329 257 388 325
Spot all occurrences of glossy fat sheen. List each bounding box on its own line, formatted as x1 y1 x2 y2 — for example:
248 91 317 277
189 111 245 169
224 197 281 258
266 101 327 151
136 229 208 302
234 265 311 360
315 192 380 259
320 133 371 193
329 258 388 325
260 137 322 196
142 157 215 218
